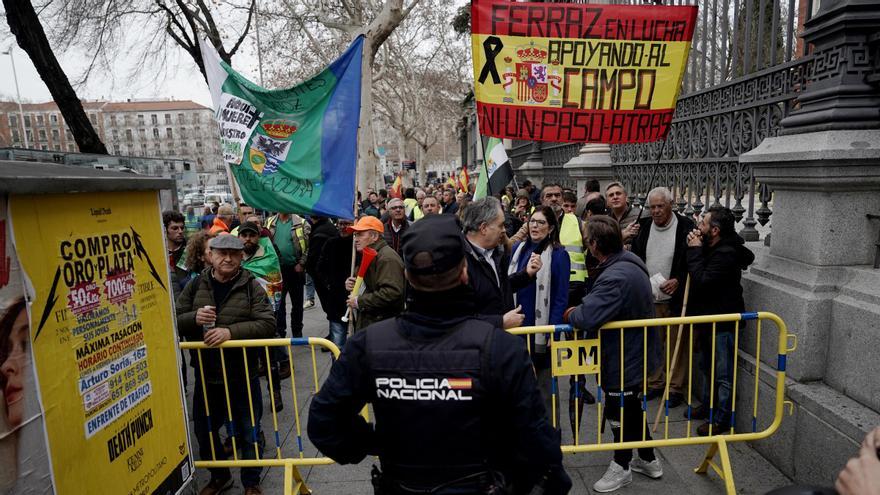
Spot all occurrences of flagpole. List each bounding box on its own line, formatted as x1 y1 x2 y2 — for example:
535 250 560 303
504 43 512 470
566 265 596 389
225 162 243 206
345 32 367 334
473 110 489 196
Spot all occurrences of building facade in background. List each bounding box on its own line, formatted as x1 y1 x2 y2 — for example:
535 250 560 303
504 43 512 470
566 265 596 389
0 99 224 177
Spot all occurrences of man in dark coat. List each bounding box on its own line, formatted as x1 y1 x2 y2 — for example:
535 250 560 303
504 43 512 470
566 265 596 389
631 187 695 407
308 215 571 495
441 188 459 216
564 215 662 493
686 206 754 436
461 197 529 329
176 234 276 495
306 215 339 305
317 219 355 348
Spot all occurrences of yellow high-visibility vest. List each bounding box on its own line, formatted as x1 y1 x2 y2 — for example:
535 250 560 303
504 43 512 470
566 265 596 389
266 215 307 254
560 213 587 282
404 198 423 220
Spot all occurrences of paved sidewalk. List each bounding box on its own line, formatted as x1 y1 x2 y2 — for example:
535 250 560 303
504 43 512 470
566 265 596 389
182 302 793 494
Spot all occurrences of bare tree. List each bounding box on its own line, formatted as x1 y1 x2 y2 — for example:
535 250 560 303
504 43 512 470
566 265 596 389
39 0 257 87
372 0 470 184
265 0 425 192
3 0 107 153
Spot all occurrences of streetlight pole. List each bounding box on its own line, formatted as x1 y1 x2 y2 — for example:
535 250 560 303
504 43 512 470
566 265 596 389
253 0 265 86
2 46 29 149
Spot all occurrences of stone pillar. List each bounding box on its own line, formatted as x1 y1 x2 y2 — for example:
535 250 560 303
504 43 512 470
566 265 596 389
563 144 615 194
738 0 880 485
517 141 545 185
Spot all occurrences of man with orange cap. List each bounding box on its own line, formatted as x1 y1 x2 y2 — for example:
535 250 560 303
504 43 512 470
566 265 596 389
344 216 405 331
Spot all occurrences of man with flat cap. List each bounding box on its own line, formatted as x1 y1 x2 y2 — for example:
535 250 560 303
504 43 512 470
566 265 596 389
176 234 276 495
308 215 571 495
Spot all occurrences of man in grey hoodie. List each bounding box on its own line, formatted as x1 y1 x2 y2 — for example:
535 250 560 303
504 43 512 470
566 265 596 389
563 215 662 493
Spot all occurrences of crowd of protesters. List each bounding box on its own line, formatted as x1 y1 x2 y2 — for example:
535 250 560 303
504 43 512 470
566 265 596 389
164 175 758 495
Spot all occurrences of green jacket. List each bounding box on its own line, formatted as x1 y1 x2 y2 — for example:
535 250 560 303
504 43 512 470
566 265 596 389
176 268 276 383
356 238 405 331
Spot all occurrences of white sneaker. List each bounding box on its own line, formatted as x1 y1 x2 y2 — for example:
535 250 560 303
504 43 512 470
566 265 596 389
593 460 632 493
630 456 663 479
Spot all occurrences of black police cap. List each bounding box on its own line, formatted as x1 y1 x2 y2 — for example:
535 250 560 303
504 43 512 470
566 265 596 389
401 215 465 275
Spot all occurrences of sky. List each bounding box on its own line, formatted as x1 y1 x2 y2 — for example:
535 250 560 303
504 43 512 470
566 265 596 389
0 21 266 108
0 0 468 109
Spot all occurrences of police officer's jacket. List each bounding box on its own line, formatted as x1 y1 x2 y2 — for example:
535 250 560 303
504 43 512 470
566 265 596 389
307 286 572 494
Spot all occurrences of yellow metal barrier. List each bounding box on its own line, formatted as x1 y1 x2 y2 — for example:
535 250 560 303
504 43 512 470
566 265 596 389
509 311 795 495
179 337 340 494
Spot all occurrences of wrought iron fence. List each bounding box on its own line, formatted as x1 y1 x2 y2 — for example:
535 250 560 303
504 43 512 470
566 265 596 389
607 0 812 240
498 0 815 240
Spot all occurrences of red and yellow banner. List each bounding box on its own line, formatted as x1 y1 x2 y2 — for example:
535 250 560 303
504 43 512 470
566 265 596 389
471 1 697 143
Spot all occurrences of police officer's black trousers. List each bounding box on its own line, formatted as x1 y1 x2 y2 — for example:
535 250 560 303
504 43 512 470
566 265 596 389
604 389 655 469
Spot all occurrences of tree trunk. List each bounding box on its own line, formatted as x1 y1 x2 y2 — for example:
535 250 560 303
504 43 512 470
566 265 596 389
358 46 380 193
417 144 427 187
4 0 107 154
397 127 407 171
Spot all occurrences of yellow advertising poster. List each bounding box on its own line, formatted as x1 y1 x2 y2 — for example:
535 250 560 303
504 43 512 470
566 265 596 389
10 190 192 494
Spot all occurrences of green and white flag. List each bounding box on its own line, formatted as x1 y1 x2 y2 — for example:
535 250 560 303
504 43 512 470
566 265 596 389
474 137 513 200
200 36 364 218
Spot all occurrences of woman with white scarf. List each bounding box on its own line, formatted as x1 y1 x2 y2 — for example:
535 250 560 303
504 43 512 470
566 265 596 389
508 206 571 366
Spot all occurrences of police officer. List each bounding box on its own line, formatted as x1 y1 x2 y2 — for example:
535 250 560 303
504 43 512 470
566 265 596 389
308 214 571 495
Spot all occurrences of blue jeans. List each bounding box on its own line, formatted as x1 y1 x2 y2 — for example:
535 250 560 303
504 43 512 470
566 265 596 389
328 320 347 349
700 331 734 426
305 274 315 301
277 265 304 337
193 376 264 487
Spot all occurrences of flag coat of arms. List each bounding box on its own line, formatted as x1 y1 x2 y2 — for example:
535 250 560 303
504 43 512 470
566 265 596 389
201 36 364 218
471 1 697 143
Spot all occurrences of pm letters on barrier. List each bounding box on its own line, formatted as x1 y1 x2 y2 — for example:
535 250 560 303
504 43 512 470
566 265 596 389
552 339 599 377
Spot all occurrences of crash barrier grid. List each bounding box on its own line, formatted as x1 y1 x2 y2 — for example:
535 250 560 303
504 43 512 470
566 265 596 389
178 337 341 495
509 312 797 495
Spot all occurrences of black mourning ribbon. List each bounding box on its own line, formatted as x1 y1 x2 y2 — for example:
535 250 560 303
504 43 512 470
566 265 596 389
478 36 504 84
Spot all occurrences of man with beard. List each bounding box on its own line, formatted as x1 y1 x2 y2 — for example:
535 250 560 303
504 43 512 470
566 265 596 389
686 206 754 436
164 210 189 297
239 221 286 410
